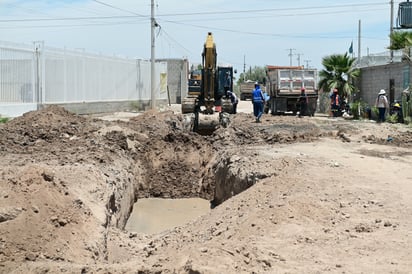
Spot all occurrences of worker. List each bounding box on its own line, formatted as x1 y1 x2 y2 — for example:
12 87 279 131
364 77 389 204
330 88 340 117
262 89 270 114
298 87 308 117
252 82 265 123
392 102 404 123
227 91 238 114
224 71 231 97
375 89 389 123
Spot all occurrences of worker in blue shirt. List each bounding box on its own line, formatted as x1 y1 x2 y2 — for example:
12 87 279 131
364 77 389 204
252 82 264 123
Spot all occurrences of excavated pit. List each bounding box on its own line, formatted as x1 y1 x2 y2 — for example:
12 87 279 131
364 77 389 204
102 110 263 233
0 105 349 270
121 147 266 234
3 105 412 273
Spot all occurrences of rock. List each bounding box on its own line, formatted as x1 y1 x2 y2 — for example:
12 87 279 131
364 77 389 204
0 207 23 223
32 206 39 213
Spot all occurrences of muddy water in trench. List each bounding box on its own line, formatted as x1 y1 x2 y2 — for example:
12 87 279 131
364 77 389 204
125 198 211 234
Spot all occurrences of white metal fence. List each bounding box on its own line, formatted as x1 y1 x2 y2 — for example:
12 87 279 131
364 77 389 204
0 41 167 117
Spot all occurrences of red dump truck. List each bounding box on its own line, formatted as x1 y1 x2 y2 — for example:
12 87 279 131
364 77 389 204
266 66 318 116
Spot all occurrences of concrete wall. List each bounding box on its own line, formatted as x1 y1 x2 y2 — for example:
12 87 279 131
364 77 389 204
157 59 188 104
359 62 410 106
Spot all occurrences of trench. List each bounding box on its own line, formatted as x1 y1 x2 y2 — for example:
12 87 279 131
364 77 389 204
105 135 258 236
119 150 256 234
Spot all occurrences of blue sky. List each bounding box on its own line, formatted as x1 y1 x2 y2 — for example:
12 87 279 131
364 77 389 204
0 0 402 74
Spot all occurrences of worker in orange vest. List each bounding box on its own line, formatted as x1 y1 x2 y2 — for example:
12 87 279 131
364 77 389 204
330 88 340 117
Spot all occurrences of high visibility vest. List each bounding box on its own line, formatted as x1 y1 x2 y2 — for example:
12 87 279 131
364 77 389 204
331 94 339 106
252 88 264 102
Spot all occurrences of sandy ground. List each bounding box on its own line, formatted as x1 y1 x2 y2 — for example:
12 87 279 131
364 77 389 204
1 101 412 273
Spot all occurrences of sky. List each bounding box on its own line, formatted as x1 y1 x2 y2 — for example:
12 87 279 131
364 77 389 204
0 0 403 75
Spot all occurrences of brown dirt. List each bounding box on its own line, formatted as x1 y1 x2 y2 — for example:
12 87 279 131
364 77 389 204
1 104 412 273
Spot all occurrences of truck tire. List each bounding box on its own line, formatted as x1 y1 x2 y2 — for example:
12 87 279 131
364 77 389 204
270 99 278 115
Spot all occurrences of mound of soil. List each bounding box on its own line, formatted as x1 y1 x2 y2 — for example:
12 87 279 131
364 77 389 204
1 104 412 273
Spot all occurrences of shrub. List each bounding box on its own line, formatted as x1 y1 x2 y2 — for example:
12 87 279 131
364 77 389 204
371 106 379 118
350 100 368 119
0 116 9 123
386 114 398 123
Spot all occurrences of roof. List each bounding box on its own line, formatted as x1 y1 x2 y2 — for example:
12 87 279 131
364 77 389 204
266 65 304 70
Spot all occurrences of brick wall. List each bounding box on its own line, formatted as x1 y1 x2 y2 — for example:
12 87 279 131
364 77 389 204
359 62 410 106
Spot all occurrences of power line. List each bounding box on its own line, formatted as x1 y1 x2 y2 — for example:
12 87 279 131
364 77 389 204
156 2 388 17
91 0 146 17
0 15 146 23
0 2 387 23
0 20 148 30
159 28 193 56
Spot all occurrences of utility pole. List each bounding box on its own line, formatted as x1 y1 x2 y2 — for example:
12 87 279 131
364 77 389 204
390 0 394 62
358 20 361 62
287 48 296 66
150 0 156 109
296 53 303 67
304 59 311 69
243 55 246 81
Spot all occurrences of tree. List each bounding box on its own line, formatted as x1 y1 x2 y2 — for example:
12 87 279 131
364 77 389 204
388 31 412 60
237 66 266 85
318 53 359 100
388 30 412 50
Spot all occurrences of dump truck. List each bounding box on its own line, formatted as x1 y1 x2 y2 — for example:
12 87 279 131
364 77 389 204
239 80 256 101
266 66 318 116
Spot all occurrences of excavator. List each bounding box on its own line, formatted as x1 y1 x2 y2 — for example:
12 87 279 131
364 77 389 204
182 32 234 134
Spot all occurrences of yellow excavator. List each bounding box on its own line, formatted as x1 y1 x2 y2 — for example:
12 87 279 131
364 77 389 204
182 32 234 134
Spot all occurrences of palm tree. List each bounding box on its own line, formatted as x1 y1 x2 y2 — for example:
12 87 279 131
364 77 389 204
318 53 360 100
388 31 412 60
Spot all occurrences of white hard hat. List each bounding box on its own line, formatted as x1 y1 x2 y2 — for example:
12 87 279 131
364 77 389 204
379 89 386 95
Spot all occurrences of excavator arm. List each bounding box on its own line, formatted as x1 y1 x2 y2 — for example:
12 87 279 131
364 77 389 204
201 32 217 114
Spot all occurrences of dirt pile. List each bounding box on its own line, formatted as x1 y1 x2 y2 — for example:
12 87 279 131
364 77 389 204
1 105 412 273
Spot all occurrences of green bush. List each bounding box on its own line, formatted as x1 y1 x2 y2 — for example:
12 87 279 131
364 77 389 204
0 117 9 123
386 114 398 123
371 106 379 118
350 100 368 119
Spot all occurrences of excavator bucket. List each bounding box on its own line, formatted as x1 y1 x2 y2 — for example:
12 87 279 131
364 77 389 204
196 112 221 135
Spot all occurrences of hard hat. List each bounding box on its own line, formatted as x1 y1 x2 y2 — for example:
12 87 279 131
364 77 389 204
255 81 259 85
394 103 400 107
379 89 386 95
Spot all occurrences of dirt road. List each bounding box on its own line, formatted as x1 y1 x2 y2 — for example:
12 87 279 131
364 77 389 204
1 102 412 273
